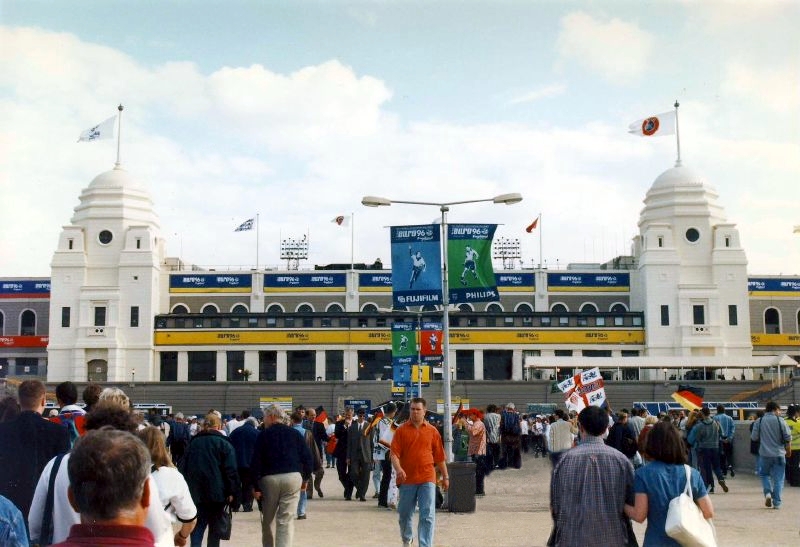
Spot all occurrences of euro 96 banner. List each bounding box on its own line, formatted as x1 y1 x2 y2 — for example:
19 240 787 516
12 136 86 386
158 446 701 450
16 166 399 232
447 224 499 304
390 224 442 309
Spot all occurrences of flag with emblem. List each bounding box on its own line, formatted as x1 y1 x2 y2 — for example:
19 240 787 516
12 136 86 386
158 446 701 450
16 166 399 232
77 116 116 142
628 111 676 137
332 215 350 227
234 218 254 232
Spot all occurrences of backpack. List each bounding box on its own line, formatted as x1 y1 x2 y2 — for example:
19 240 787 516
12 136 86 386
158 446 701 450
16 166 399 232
501 411 521 436
50 411 85 447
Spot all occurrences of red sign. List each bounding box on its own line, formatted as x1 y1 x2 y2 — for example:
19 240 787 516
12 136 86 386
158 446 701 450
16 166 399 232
0 336 49 348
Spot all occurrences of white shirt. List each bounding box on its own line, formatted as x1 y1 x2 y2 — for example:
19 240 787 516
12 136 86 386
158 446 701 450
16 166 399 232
28 454 174 547
520 419 529 435
151 466 197 523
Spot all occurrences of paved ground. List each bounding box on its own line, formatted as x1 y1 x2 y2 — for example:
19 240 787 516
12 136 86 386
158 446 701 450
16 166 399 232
221 453 800 547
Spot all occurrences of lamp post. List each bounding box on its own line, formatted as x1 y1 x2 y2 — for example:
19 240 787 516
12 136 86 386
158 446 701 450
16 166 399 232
363 192 523 461
130 368 135 388
663 367 668 382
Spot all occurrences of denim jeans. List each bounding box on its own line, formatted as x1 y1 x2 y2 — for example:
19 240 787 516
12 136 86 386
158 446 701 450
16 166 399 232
190 502 225 547
296 487 307 516
697 447 725 489
760 455 787 507
398 482 436 547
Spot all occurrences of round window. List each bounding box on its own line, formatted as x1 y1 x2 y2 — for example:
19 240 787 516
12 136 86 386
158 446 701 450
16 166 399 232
98 230 113 244
685 228 700 243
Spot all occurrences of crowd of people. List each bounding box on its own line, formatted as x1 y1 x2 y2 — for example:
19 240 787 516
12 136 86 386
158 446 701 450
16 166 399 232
0 380 797 547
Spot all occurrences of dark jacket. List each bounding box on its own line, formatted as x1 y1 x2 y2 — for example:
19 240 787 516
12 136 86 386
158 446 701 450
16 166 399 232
606 421 638 458
0 410 70 519
181 430 240 505
250 423 313 483
229 420 259 469
333 419 350 459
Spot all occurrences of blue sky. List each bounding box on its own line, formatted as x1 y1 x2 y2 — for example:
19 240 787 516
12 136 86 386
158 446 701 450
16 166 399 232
1 0 798 277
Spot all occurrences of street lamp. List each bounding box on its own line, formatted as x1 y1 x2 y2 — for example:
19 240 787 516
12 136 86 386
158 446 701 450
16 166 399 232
663 367 668 382
363 192 523 461
343 367 348 382
130 368 135 388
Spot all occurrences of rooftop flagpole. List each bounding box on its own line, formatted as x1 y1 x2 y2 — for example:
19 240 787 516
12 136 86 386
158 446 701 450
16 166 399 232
350 212 355 271
674 100 681 167
115 104 123 167
256 213 260 270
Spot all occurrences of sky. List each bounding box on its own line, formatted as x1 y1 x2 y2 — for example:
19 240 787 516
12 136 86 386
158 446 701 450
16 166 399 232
1 0 799 278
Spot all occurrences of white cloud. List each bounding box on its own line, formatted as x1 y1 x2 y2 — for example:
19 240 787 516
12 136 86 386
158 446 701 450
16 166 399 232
556 11 654 84
722 62 800 114
507 83 567 106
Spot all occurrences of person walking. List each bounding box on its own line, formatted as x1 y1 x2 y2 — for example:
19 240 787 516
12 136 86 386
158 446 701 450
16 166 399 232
713 404 736 477
751 401 792 509
250 404 312 547
785 405 800 487
333 407 355 499
465 408 487 497
688 406 729 494
229 416 260 512
347 408 374 502
181 412 240 547
390 397 448 547
625 421 714 547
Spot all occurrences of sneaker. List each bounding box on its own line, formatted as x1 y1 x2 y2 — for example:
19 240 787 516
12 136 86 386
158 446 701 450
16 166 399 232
402 539 414 547
773 504 781 510
720 480 729 493
765 493 772 508
730 467 736 478
297 514 307 520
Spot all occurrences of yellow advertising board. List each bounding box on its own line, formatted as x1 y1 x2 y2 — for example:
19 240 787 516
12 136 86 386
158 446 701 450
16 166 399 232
751 334 800 346
411 365 431 383
154 329 643 346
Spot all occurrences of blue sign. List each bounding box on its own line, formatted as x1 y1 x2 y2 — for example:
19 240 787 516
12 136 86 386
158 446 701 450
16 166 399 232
748 277 800 294
169 274 252 293
0 279 50 297
392 357 413 387
359 273 393 290
390 224 443 308
264 273 346 291
344 399 371 413
495 273 535 289
547 272 629 291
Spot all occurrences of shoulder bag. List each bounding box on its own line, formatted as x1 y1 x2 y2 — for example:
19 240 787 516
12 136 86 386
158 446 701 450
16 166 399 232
665 465 717 547
210 503 232 540
37 453 66 547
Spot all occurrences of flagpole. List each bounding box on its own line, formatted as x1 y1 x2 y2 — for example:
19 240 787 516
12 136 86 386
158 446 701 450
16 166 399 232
115 104 123 167
539 213 543 269
350 212 354 271
256 213 260 270
674 100 681 167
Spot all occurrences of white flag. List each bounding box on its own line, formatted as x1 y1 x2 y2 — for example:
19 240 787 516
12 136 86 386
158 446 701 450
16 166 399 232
793 225 800 234
234 218 254 232
77 116 116 142
628 111 676 137
331 215 350 227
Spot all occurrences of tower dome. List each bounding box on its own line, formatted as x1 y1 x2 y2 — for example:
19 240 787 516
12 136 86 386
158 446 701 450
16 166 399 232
638 164 727 228
71 165 160 228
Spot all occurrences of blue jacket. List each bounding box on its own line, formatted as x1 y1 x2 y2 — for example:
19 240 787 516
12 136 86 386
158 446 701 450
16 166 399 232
229 421 259 469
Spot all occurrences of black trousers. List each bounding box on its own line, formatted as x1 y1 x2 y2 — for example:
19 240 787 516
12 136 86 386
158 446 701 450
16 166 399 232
378 456 392 506
786 451 800 486
236 467 254 510
349 456 371 499
719 440 734 474
336 455 353 498
472 454 487 495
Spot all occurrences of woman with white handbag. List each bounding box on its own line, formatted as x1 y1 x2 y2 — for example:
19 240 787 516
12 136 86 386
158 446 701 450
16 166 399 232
625 421 715 547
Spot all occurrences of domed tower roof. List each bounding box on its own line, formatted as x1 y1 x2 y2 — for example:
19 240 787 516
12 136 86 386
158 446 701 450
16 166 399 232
71 165 160 229
638 164 727 229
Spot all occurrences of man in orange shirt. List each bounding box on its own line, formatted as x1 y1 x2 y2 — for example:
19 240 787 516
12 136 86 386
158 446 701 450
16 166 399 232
390 398 448 547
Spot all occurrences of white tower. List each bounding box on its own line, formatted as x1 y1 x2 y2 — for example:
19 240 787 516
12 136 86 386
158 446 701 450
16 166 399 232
48 165 164 382
631 165 752 357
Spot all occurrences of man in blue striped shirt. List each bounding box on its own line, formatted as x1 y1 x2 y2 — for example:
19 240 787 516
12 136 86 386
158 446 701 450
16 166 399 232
713 404 736 477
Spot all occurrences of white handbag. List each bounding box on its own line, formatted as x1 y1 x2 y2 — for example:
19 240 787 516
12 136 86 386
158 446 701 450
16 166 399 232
665 465 717 547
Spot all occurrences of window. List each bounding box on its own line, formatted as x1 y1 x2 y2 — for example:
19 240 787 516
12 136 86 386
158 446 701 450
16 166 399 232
724 236 731 248
68 238 74 250
486 303 503 313
693 305 705 325
297 304 313 313
632 316 642 327
227 351 246 381
580 303 598 313
610 303 627 313
613 316 624 326
657 236 664 248
540 317 551 326
267 304 284 314
61 307 71 328
136 237 141 249
685 228 700 243
201 304 218 314
172 304 189 314
160 352 178 381
231 304 248 313
94 307 106 327
516 303 534 313
595 317 605 327
98 230 113 244
728 305 738 326
457 304 473 312
130 306 139 327
660 305 669 326
188 351 216 381
0 312 3 334
765 308 780 334
327 303 344 313
551 303 568 313
20 310 36 335
558 316 569 326
362 303 378 313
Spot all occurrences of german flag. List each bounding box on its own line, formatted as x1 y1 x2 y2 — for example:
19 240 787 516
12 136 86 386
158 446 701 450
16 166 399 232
452 401 464 424
671 384 705 411
364 408 384 437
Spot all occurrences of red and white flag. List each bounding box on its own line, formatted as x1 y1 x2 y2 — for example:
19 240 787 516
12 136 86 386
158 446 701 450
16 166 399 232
628 111 676 137
525 216 539 233
557 367 606 412
331 215 350 227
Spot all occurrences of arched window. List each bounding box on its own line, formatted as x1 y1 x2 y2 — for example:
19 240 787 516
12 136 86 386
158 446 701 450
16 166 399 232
361 303 378 313
296 304 314 313
266 304 284 314
326 303 344 313
486 303 503 313
457 303 473 312
610 303 628 313
171 304 189 314
580 303 598 313
515 303 534 313
20 310 36 335
551 303 568 313
421 304 438 312
797 309 800 333
201 304 219 314
231 304 248 313
0 311 4 335
765 307 781 334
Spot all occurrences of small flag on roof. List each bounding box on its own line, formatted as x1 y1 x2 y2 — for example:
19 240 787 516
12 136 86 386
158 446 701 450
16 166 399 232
671 384 705 411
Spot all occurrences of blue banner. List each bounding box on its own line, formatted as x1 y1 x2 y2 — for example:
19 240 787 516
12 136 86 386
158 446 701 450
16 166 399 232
390 225 442 308
169 274 252 293
393 358 413 387
264 273 346 292
359 273 393 292
748 277 800 295
0 279 50 298
495 273 535 291
447 224 499 304
547 272 630 292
